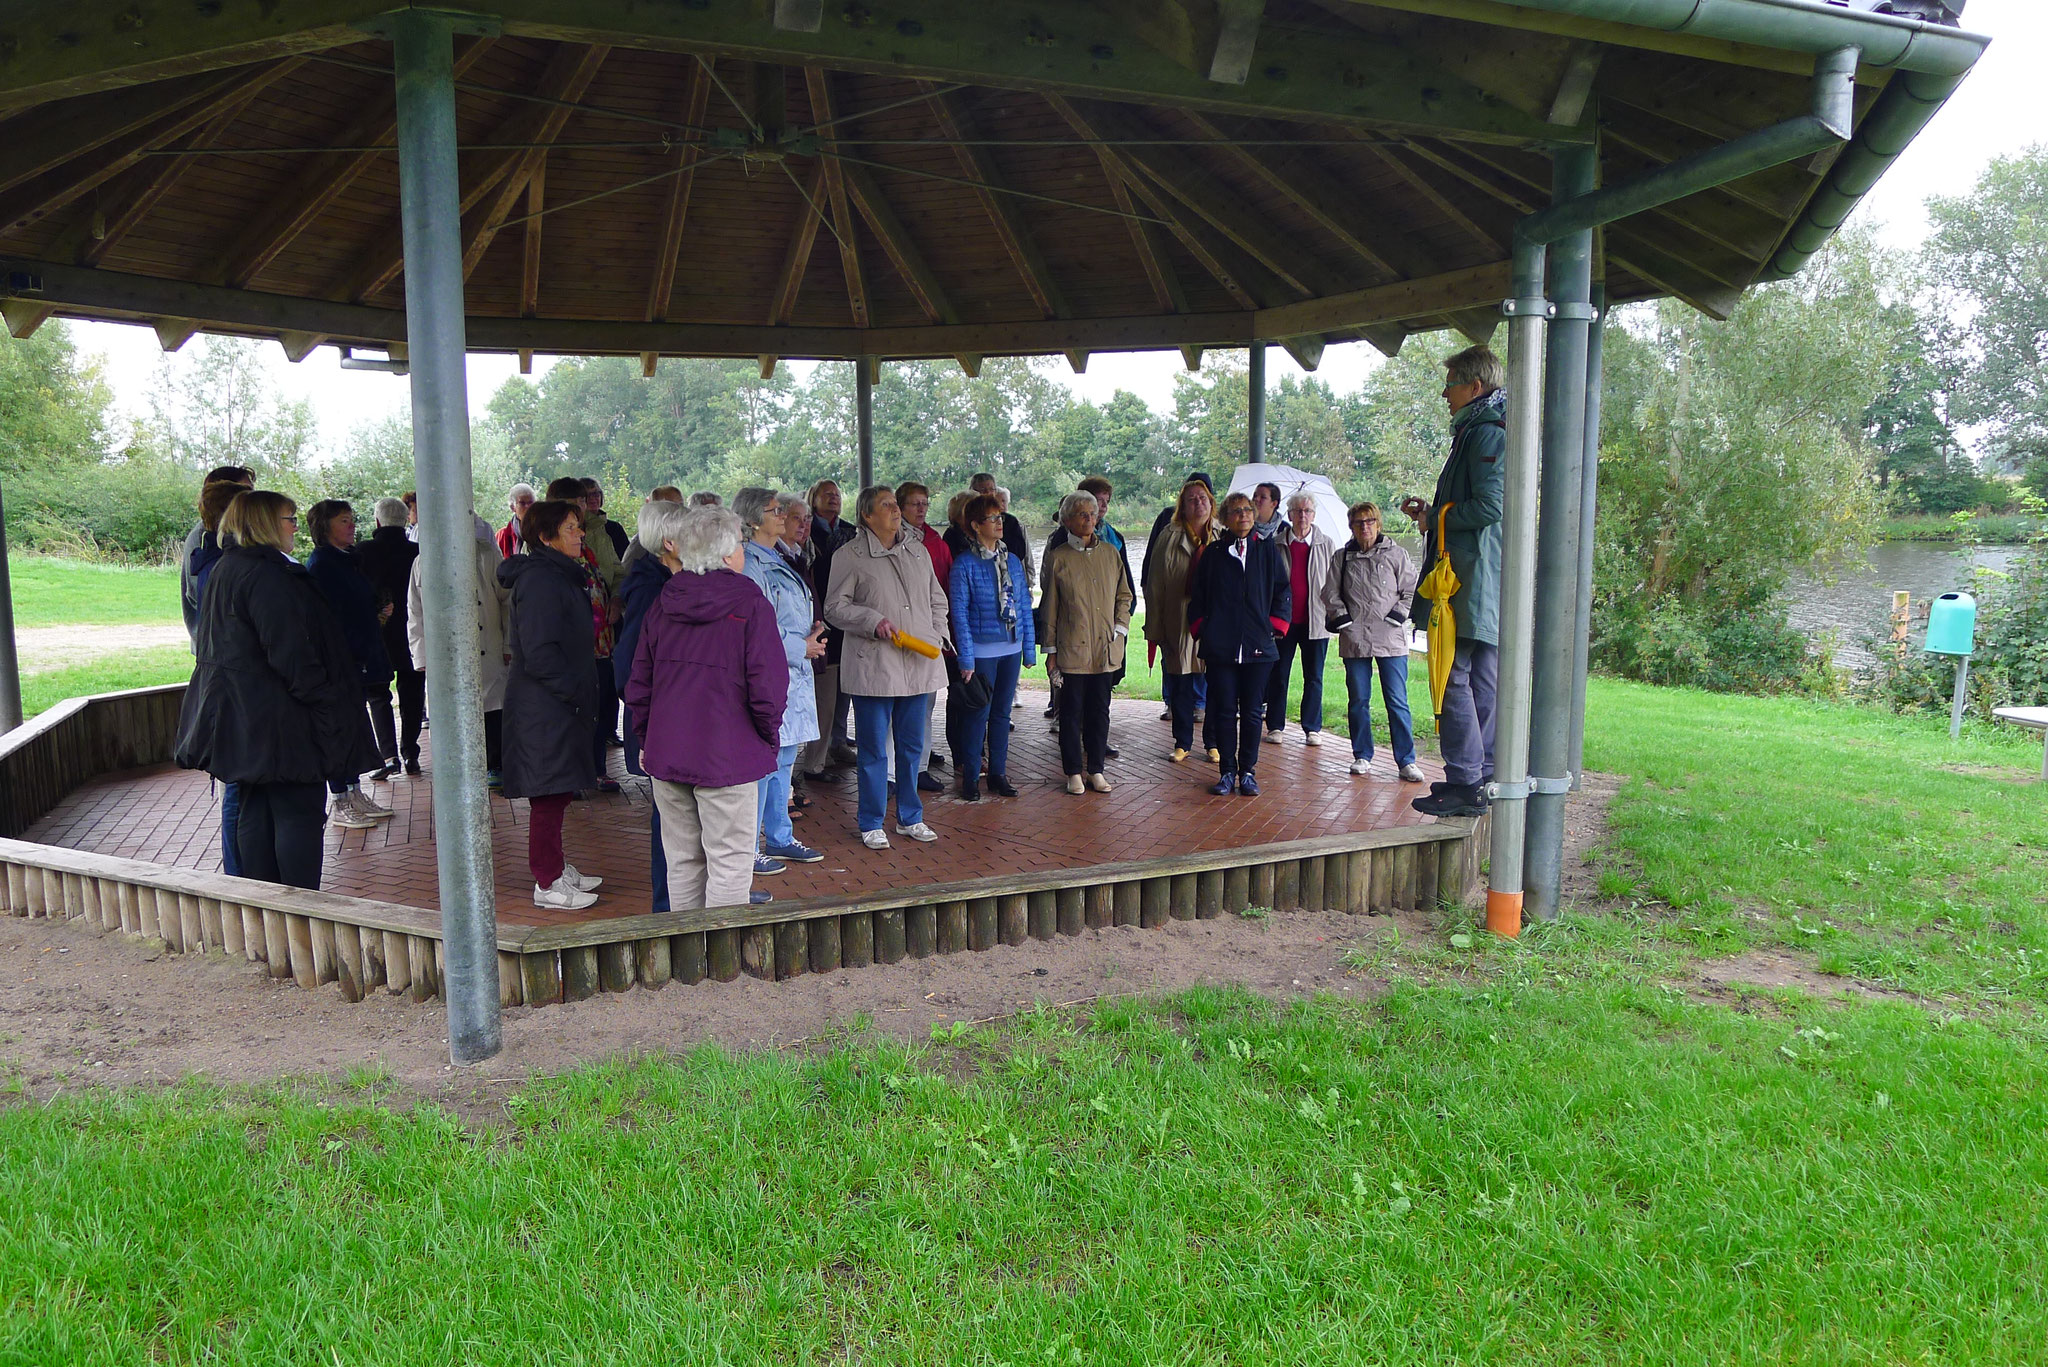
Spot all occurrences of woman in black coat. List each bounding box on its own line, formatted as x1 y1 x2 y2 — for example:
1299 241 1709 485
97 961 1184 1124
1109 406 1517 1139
175 490 382 889
1188 491 1292 797
497 499 605 911
306 499 395 829
356 496 425 776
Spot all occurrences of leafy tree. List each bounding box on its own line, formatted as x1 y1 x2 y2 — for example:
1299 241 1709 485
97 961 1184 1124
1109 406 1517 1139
135 336 316 490
0 322 113 483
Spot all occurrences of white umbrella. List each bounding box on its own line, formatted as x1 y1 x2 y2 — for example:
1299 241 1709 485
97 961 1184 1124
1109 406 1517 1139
1228 462 1349 540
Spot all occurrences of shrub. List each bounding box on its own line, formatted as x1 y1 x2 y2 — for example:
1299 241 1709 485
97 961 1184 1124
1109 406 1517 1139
1861 535 2048 720
11 456 199 562
1592 591 1832 696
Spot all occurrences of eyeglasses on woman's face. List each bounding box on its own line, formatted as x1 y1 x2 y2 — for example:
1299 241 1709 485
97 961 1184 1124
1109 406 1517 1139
1351 517 1379 527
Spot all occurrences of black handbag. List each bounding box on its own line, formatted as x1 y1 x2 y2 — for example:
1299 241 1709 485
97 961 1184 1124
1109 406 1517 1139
954 668 993 712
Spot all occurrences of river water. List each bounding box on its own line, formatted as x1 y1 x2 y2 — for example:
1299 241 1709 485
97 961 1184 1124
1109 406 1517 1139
1788 542 2025 668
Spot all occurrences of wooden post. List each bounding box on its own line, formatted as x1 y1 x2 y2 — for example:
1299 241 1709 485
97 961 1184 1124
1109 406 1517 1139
408 935 440 1001
79 878 101 929
998 893 1029 946
148 889 175 948
241 905 265 958
1891 590 1910 660
2 864 22 913
673 932 708 985
198 897 224 950
810 913 842 971
739 925 774 979
1434 838 1462 910
219 900 245 956
285 914 317 989
334 923 366 1002
521 950 562 1005
1222 866 1249 917
1249 861 1274 910
1140 877 1170 928
1393 845 1417 912
1416 843 1440 914
1027 890 1056 940
876 907 907 962
707 928 741 981
597 942 635 992
1369 848 1392 912
1196 869 1223 920
843 911 875 967
499 951 524 1006
59 873 80 920
938 901 968 954
1057 886 1085 936
636 936 672 988
1275 858 1300 910
384 930 413 995
1115 881 1141 927
1085 883 1113 930
563 945 601 999
1325 852 1350 915
968 897 997 951
310 918 338 984
1168 872 1196 921
907 903 937 958
775 921 809 979
1302 856 1325 911
1346 851 1369 914
118 882 140 936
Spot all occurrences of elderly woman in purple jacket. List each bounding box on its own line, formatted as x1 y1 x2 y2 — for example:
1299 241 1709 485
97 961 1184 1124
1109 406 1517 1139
625 505 789 911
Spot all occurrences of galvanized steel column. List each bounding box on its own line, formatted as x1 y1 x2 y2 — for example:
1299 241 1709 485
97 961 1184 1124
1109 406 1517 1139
856 360 874 490
1567 281 1607 785
1523 144 1598 922
1485 239 1549 938
390 11 500 1066
1247 341 1267 461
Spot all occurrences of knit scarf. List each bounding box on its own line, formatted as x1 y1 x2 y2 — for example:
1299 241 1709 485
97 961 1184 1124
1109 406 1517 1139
1451 386 1509 433
976 542 1018 631
1253 512 1283 541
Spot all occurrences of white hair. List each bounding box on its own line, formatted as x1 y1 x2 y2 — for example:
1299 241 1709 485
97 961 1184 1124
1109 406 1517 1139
508 482 536 511
1057 490 1099 523
731 486 779 532
1285 492 1318 515
636 497 690 557
780 494 809 522
671 505 744 573
374 496 409 528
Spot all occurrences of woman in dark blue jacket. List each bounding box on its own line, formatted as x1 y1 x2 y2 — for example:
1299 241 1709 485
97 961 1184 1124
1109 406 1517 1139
306 499 395 829
947 493 1037 801
1188 491 1291 797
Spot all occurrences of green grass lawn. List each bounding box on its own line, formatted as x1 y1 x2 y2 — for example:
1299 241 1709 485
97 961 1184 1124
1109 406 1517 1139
8 555 182 627
20 645 193 719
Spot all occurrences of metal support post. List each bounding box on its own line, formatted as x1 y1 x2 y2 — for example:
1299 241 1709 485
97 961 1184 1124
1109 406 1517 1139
0 472 21 732
1523 144 1597 922
856 360 875 490
1248 341 1267 461
1948 657 1970 741
1566 282 1607 786
390 11 500 1066
1485 238 1550 939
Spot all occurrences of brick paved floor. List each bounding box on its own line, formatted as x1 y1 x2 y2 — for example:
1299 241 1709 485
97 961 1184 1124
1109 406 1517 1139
24 692 1445 928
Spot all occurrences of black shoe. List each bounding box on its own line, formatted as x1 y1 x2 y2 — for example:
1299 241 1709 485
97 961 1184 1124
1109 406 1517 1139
917 771 943 792
1429 779 1452 795
960 782 980 802
986 774 1018 798
1208 773 1239 796
808 768 845 785
928 753 946 770
370 762 399 782
1412 784 1489 818
1045 703 1060 718
1104 744 1119 760
403 759 423 776
1238 772 1260 797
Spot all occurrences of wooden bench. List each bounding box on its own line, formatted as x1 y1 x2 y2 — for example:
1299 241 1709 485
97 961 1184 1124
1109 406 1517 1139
1992 706 2048 780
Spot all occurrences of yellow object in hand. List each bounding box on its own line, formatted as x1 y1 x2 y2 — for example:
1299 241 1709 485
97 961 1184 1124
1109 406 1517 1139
892 630 942 659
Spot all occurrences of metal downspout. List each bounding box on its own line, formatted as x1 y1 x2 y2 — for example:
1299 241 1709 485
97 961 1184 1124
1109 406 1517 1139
390 11 501 1066
856 361 875 490
1523 144 1597 923
1566 282 1608 786
1484 238 1550 938
1248 341 1268 462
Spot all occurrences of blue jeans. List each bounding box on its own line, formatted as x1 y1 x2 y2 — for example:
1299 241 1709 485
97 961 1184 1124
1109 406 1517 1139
1344 656 1418 766
851 694 929 832
1266 627 1327 734
220 781 243 876
959 653 1022 781
757 743 798 849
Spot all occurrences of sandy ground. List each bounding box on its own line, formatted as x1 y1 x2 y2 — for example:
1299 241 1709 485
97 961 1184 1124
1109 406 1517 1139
17 624 189 674
0 775 1629 1105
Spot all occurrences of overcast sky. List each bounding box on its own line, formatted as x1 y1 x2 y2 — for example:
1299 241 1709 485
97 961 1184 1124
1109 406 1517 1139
67 0 2041 452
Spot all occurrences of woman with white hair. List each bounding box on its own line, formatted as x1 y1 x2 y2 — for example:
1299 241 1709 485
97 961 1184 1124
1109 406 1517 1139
615 497 681 913
736 487 826 869
357 495 424 777
626 504 788 911
824 484 951 849
1264 490 1338 747
496 482 537 560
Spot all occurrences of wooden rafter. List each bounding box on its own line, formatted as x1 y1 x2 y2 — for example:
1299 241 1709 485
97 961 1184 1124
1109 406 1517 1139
1358 140 1506 255
0 73 229 195
337 43 610 304
802 67 869 329
922 85 1068 320
211 37 496 289
841 162 956 325
520 162 545 317
768 162 828 325
1108 170 1184 314
459 45 610 281
644 64 713 324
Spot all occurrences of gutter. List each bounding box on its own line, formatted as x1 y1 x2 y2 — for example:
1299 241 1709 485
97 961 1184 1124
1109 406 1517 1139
1495 0 1988 74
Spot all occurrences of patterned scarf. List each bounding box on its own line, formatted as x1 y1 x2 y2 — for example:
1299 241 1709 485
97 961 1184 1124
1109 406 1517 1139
976 542 1018 632
1451 386 1508 433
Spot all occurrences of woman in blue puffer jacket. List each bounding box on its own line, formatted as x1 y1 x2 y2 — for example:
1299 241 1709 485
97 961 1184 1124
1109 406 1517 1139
947 492 1037 801
737 487 826 868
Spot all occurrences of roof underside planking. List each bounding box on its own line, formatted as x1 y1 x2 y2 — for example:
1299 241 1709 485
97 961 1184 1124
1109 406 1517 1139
0 0 1990 370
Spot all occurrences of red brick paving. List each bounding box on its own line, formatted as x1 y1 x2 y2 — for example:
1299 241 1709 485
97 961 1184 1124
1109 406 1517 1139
23 692 1446 927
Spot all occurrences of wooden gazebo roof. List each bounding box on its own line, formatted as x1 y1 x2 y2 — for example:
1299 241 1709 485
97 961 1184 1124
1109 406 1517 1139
0 1 1984 372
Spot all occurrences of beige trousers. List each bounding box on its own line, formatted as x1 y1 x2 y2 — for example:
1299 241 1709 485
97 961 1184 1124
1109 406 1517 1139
651 779 759 910
800 663 840 774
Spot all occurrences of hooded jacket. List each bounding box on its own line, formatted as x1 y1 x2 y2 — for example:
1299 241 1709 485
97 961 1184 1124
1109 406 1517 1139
496 546 600 799
1322 535 1419 660
824 525 952 697
175 545 381 786
356 524 419 674
625 566 786 790
1418 388 1507 645
742 538 823 749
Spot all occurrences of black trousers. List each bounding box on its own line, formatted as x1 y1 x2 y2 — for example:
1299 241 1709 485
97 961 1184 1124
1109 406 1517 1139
1207 660 1274 778
483 707 504 771
236 781 326 890
369 670 428 764
1057 672 1113 776
592 658 616 775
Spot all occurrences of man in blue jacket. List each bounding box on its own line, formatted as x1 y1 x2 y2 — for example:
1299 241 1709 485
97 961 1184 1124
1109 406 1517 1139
1401 346 1506 819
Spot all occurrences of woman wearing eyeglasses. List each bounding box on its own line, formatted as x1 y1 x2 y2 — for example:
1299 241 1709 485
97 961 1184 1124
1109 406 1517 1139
1187 491 1290 797
1323 501 1425 782
948 492 1037 800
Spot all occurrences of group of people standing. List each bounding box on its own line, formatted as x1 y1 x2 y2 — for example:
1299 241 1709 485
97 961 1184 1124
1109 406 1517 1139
171 342 1507 913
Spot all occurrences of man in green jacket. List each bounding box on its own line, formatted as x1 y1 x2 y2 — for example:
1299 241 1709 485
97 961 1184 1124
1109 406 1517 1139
1400 345 1506 818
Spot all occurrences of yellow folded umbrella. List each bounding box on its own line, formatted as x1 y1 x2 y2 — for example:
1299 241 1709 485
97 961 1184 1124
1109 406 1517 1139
1415 503 1460 718
891 630 942 660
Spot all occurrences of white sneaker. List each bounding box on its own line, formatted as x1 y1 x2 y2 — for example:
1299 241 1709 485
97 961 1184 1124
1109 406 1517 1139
1398 762 1427 783
1086 772 1112 793
560 861 603 892
349 789 395 821
329 798 376 830
1265 729 1285 743
1349 758 1373 776
1065 774 1085 795
896 821 939 842
1303 732 1322 747
861 829 891 850
534 875 598 910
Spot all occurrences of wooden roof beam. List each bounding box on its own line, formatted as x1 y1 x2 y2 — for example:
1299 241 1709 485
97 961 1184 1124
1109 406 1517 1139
645 64 714 326
841 161 957 325
922 86 1069 320
211 36 496 289
768 162 828 326
1 299 51 337
520 162 545 318
803 68 868 329
1089 132 1184 315
0 72 233 194
1122 0 1267 86
459 46 611 281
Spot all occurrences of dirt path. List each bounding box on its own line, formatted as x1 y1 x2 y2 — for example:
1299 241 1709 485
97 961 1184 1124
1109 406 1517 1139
17 624 188 674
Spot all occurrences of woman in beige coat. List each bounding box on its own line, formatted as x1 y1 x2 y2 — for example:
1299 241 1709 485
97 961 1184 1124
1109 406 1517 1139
1320 500 1424 782
824 485 953 850
407 519 512 784
1143 478 1219 763
1040 490 1134 794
